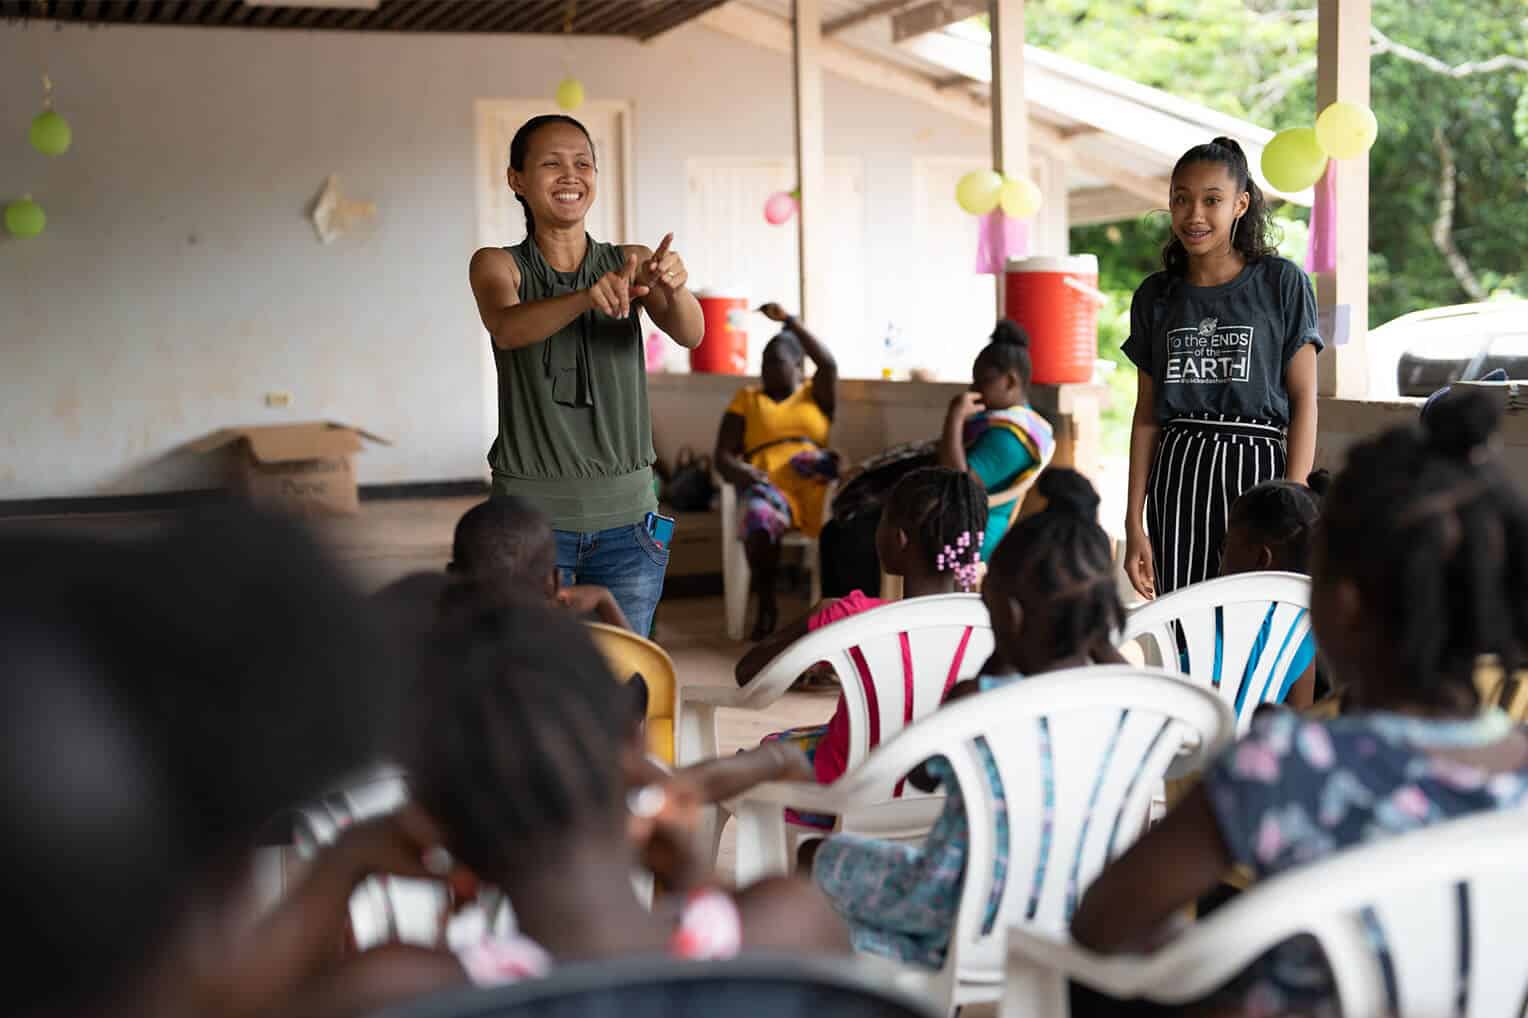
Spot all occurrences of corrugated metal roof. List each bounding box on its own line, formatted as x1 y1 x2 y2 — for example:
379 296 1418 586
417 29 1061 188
0 0 728 41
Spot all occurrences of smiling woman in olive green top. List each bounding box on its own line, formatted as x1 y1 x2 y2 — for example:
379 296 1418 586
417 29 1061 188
468 114 704 636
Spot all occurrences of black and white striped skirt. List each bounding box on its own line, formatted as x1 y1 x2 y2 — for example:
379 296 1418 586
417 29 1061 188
1146 415 1287 595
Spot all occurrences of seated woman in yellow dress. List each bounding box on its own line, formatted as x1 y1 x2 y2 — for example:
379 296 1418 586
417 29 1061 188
715 303 839 640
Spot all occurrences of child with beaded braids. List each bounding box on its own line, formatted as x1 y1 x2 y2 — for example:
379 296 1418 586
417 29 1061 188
735 467 987 802
1070 391 1528 1017
805 469 1126 969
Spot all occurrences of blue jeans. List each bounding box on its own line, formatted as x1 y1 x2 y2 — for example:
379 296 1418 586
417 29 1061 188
555 523 670 637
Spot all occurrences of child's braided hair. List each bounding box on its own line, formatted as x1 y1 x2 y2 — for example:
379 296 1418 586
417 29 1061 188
406 596 628 884
1321 389 1528 711
883 466 987 590
1227 475 1326 574
988 469 1124 660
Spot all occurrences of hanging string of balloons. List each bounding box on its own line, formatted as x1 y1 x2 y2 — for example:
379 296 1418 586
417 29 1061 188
955 169 1042 218
1261 100 1379 194
7 71 70 239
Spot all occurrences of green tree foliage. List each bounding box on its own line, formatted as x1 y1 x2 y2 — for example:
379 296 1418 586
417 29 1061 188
1021 0 1527 332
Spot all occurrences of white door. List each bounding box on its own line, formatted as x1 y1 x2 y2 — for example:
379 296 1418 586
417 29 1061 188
684 157 867 376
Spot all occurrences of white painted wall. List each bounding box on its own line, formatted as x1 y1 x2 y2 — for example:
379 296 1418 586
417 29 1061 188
0 20 986 499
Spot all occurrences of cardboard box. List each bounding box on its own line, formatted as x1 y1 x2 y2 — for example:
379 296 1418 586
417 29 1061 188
189 422 389 516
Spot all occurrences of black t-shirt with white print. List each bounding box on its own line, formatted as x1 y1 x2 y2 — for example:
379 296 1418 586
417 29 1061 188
1122 256 1322 427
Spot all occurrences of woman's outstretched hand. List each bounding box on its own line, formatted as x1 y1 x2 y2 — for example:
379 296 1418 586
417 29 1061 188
589 253 649 319
634 233 689 298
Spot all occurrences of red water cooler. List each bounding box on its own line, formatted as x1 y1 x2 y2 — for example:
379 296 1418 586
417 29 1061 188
691 291 749 375
1004 255 1101 385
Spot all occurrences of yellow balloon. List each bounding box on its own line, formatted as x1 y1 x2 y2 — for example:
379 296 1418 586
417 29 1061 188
1316 101 1378 160
555 77 585 112
1260 127 1328 193
999 176 1042 218
955 170 1003 216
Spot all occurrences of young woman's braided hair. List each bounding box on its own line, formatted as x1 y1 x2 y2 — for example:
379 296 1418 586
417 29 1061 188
406 596 628 883
1321 390 1528 710
1228 474 1328 574
883 466 987 590
988 469 1124 660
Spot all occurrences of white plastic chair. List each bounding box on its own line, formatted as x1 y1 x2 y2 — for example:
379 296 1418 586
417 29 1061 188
729 667 1236 1016
721 480 834 641
289 766 458 949
1121 571 1313 738
677 593 994 865
1002 806 1528 1018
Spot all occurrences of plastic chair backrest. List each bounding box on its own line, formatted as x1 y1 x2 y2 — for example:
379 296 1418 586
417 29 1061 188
369 955 939 1018
1120 572 1312 735
935 668 1234 991
290 767 450 948
586 622 678 763
756 594 994 790
1089 807 1528 1018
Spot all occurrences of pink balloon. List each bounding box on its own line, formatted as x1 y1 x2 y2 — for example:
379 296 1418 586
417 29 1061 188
764 191 798 225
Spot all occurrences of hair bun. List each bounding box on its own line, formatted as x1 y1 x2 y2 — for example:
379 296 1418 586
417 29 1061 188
1305 468 1332 498
1037 468 1101 520
990 319 1030 349
1424 388 1501 460
1211 136 1248 161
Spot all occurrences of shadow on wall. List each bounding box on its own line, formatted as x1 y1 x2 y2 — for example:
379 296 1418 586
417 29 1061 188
96 441 225 496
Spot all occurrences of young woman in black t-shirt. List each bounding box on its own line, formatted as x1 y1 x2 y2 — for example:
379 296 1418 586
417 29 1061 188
1122 137 1321 598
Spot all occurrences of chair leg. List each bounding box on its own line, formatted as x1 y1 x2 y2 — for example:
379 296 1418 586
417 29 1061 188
808 538 821 606
724 536 751 641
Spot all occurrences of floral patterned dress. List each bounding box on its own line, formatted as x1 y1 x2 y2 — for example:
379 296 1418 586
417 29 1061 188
1198 707 1528 1016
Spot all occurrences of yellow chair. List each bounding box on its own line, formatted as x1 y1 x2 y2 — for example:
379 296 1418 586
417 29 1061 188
586 622 678 764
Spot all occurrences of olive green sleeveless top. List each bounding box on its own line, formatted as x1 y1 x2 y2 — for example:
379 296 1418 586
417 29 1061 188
488 235 656 532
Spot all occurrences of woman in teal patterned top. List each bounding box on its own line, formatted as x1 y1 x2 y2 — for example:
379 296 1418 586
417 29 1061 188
468 115 704 635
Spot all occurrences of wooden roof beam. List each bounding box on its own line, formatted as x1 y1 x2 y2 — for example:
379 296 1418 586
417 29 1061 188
891 0 984 44
824 0 916 36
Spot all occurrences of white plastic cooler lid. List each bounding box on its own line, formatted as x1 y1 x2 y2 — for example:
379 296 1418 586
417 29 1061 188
1004 254 1099 274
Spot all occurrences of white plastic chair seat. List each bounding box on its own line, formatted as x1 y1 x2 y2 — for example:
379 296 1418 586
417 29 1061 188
677 594 994 868
720 480 833 641
728 667 1236 1016
1002 807 1528 1018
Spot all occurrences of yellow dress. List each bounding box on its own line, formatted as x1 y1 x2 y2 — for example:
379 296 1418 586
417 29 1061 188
725 384 833 538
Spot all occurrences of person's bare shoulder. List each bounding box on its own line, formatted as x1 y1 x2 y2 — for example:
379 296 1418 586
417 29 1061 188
470 246 519 290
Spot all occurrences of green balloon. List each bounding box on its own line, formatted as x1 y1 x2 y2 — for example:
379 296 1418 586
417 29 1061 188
29 110 72 156
5 198 46 238
1261 127 1327 194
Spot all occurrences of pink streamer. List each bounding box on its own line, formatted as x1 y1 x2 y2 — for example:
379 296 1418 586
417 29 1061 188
975 211 1029 275
1304 161 1337 274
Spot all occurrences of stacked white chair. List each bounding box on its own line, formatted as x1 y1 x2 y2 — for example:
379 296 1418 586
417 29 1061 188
726 667 1236 1016
1003 807 1528 1018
